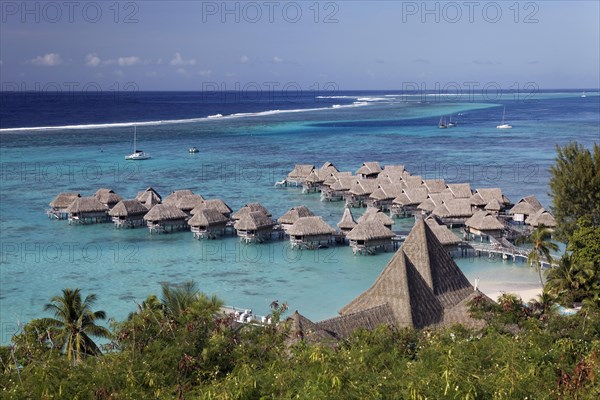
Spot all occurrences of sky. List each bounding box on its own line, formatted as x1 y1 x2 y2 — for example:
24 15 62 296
1 0 599 91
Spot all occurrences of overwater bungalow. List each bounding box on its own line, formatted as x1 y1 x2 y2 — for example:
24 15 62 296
287 216 336 249
391 187 429 217
356 162 382 179
191 198 233 218
174 194 205 216
417 192 455 215
234 211 276 243
525 208 557 229
357 207 395 229
108 199 148 228
65 196 109 224
337 207 357 236
368 183 404 210
163 189 195 205
442 183 472 199
135 187 162 209
287 164 315 186
346 221 395 255
424 215 462 254
484 199 502 216
48 192 80 219
465 210 504 241
509 195 543 223
278 206 314 232
470 188 511 211
188 208 230 239
232 203 272 220
431 198 474 226
321 175 356 202
339 219 490 330
402 175 424 189
94 188 123 210
143 204 188 233
345 179 379 207
302 170 323 193
422 179 446 194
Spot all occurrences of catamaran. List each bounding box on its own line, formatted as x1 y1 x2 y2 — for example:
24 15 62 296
125 126 151 160
496 107 512 129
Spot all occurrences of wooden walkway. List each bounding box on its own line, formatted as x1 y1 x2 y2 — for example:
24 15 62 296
462 241 557 267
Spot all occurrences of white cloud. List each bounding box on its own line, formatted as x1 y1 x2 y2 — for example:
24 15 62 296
198 69 212 77
117 56 141 67
240 55 249 64
272 56 284 63
170 52 196 66
30 53 63 67
85 53 101 67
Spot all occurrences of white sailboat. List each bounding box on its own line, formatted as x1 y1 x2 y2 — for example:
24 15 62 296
125 126 151 160
581 91 587 98
496 107 512 129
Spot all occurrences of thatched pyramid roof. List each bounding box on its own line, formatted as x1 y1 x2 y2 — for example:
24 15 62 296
526 208 557 228
234 211 275 230
232 203 271 220
337 207 357 230
423 179 446 194
188 208 230 227
66 197 108 213
465 211 504 231
190 199 232 216
136 187 162 208
356 161 382 176
287 311 336 345
402 175 424 189
94 188 122 205
470 188 510 207
509 195 543 215
143 204 188 222
109 199 148 217
287 216 335 236
317 162 339 180
278 206 314 225
484 199 502 211
50 192 80 208
316 303 396 340
443 183 472 199
424 216 462 246
340 219 481 329
357 208 394 227
346 221 395 241
175 194 205 211
163 189 194 205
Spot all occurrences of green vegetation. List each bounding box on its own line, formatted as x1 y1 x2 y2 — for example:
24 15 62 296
517 226 559 286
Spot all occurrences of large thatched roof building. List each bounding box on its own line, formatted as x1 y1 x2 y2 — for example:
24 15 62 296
346 221 395 255
108 199 148 228
66 196 109 224
143 204 188 233
188 208 230 239
287 216 335 249
339 219 489 330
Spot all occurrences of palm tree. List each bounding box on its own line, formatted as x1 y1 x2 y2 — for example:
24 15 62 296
160 281 223 319
518 226 559 287
42 288 111 364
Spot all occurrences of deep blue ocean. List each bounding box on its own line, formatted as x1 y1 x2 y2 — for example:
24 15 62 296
0 90 598 344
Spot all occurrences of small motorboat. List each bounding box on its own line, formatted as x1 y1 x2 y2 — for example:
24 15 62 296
188 147 199 153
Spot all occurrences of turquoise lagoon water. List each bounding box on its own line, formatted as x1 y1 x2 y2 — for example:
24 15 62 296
0 91 598 344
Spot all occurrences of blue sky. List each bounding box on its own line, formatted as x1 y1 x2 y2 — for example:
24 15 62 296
1 1 599 91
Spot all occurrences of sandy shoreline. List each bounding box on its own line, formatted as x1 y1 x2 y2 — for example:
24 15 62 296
478 282 542 303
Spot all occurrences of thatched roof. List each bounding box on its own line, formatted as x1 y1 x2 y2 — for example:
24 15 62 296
349 179 379 196
443 183 472 199
484 199 502 212
403 175 424 189
287 216 335 236
304 170 323 183
369 183 403 201
470 188 510 207
163 190 194 205
417 192 455 212
232 203 271 219
143 204 188 222
234 211 275 230
357 208 394 227
526 208 557 228
393 188 429 206
330 176 356 191
340 219 485 329
356 161 382 176
423 179 446 194
278 206 314 225
509 195 543 215
346 221 395 241
465 211 504 231
316 304 396 340
323 171 352 187
317 162 339 180
338 207 357 230
425 216 462 246
108 199 148 217
94 188 122 205
174 194 205 211
382 164 405 174
288 164 315 180
188 208 230 227
190 199 232 216
287 311 336 345
135 187 162 208
50 192 80 208
432 198 473 218
66 197 108 213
